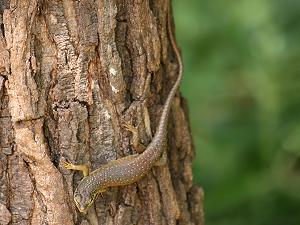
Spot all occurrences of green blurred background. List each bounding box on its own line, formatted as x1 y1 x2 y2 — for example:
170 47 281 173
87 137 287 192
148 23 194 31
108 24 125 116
173 0 300 224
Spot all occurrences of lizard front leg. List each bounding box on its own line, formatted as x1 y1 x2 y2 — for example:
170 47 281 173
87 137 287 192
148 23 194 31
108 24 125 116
62 161 90 177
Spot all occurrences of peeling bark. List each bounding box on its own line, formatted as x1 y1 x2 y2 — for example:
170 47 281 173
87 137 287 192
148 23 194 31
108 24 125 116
0 1 204 225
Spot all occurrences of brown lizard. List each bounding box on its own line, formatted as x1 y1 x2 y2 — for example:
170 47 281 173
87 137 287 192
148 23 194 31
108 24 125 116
63 8 183 214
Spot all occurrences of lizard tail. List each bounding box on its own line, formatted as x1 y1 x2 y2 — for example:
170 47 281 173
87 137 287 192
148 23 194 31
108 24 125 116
154 7 183 139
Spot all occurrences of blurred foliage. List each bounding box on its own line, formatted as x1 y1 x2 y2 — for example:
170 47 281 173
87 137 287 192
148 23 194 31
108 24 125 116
173 0 300 224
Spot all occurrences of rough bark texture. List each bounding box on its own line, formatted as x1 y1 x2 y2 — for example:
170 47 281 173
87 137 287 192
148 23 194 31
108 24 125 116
0 0 204 225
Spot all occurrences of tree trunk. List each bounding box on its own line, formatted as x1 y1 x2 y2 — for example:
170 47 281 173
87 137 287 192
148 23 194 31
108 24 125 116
0 0 204 225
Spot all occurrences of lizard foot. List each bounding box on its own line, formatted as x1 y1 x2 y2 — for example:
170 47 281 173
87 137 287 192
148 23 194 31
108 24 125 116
62 160 90 177
123 121 145 153
62 161 76 170
123 122 138 134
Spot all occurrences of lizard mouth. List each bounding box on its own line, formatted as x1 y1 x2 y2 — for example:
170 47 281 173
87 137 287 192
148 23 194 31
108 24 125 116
78 206 88 214
74 200 88 214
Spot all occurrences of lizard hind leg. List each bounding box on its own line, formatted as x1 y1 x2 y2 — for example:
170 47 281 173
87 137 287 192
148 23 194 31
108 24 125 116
62 161 90 177
123 121 146 153
155 150 167 166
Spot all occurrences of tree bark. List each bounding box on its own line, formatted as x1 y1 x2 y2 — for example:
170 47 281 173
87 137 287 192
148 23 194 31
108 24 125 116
0 0 204 225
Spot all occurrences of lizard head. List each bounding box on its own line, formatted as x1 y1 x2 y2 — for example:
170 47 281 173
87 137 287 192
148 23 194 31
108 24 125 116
73 187 106 213
73 189 96 213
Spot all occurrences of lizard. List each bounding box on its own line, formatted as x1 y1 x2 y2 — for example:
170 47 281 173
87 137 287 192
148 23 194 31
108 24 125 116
63 8 183 214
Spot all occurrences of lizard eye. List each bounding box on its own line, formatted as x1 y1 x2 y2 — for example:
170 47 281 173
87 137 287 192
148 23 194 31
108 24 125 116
82 193 95 209
74 193 82 203
90 191 97 200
